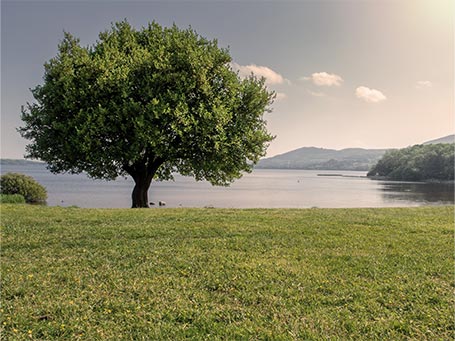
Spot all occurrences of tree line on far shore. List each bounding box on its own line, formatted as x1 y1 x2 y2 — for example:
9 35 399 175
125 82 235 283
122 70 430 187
367 143 454 181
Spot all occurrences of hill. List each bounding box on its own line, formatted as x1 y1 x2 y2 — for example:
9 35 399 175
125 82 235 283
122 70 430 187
256 147 388 171
257 134 454 171
423 134 454 145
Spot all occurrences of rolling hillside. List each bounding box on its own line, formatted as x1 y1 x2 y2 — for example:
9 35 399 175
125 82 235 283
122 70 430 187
257 135 454 171
423 134 454 145
256 147 388 171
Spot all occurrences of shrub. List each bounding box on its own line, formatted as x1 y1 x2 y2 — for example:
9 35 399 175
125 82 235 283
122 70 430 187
0 194 26 204
0 173 47 204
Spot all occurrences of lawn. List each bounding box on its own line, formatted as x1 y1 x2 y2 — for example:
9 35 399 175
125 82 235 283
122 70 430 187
1 205 453 340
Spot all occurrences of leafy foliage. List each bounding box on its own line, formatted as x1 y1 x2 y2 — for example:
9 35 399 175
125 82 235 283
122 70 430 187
0 194 26 204
367 144 454 181
0 173 47 203
19 21 274 207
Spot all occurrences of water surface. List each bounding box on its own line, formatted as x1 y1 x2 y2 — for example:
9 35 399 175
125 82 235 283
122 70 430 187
1 163 453 208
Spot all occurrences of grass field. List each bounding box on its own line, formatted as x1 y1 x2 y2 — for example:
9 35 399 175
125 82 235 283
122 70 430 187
1 205 453 340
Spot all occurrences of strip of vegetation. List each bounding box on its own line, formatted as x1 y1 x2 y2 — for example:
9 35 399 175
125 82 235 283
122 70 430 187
367 143 454 181
0 194 26 204
1 205 453 339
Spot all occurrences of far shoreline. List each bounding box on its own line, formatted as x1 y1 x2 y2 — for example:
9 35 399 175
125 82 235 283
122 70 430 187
367 175 454 184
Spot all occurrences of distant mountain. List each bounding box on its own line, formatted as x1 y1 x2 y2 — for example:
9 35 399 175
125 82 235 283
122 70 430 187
423 134 454 145
256 147 388 171
257 134 454 171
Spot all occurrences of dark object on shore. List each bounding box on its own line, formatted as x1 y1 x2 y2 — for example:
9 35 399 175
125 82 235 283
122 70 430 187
317 173 367 179
159 201 166 206
317 174 343 177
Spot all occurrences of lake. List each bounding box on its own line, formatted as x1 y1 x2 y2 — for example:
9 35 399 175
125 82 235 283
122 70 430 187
1 163 453 208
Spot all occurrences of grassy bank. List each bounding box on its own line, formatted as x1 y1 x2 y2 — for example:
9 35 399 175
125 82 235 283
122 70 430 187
1 205 453 340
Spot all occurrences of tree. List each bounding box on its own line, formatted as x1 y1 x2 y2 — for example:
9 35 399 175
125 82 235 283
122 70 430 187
19 21 275 207
367 143 454 181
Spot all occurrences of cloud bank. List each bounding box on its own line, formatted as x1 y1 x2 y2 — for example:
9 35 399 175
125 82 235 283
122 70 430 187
355 86 386 103
302 72 343 86
231 62 286 85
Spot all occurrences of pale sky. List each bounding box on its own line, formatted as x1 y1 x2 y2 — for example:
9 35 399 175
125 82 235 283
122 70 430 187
1 0 454 159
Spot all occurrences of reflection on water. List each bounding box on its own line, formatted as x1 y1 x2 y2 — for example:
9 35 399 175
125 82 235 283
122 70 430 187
379 181 454 205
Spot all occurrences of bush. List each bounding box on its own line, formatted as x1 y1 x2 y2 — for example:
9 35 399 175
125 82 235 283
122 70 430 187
0 173 47 204
0 194 26 204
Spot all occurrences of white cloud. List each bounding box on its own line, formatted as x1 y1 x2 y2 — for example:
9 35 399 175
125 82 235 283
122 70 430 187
302 72 343 86
355 86 387 103
231 62 286 85
416 80 433 88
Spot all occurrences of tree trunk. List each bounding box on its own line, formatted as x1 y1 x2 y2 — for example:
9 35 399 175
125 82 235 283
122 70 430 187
131 176 152 208
126 156 164 208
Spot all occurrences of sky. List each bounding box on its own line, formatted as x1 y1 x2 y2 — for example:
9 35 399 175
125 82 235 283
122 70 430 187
1 0 454 159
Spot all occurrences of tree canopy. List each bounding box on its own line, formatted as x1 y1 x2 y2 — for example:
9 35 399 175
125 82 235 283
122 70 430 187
19 21 275 207
367 143 454 181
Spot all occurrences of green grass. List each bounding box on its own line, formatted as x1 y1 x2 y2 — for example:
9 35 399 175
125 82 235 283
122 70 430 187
1 205 453 340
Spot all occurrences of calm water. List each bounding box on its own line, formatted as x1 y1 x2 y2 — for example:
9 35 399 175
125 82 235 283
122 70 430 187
1 163 453 208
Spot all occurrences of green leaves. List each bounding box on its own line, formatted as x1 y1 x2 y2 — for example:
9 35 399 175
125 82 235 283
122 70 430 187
0 173 47 204
368 144 454 181
20 20 274 193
